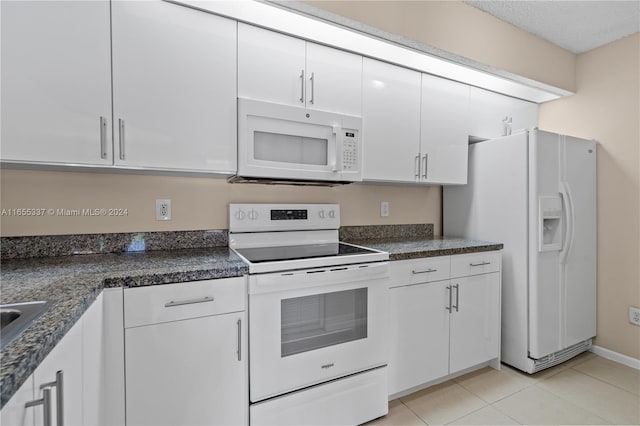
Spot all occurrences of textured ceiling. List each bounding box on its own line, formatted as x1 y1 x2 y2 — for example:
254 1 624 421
464 1 640 54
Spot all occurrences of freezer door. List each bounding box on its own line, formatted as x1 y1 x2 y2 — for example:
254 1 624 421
529 131 596 359
529 130 563 358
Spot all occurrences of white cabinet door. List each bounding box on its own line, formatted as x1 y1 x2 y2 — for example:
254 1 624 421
0 1 112 165
1 374 35 426
362 58 421 182
420 75 470 184
449 273 501 373
33 318 83 426
238 23 306 107
82 293 103 426
388 282 450 395
305 43 362 116
125 312 247 426
469 87 538 140
112 1 237 173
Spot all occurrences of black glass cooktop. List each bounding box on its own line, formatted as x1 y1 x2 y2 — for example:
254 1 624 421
235 242 377 263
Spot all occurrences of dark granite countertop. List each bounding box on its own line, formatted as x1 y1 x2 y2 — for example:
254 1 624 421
346 236 503 261
0 247 247 408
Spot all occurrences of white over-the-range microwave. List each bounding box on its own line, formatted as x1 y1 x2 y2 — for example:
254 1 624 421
234 98 362 184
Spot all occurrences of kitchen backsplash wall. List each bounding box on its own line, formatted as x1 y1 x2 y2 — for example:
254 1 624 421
0 169 442 237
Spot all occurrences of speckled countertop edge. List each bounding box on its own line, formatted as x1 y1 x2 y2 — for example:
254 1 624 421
345 236 504 261
0 247 248 408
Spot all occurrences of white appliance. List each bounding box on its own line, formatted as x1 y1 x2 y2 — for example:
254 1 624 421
234 99 362 184
444 129 596 373
229 204 389 425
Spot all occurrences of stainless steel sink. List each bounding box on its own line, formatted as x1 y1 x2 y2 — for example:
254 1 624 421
0 301 51 350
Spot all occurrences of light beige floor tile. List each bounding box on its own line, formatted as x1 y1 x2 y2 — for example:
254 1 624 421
573 355 640 395
364 400 426 426
538 368 640 425
448 405 520 425
400 380 487 425
493 386 610 425
455 366 535 403
563 351 596 368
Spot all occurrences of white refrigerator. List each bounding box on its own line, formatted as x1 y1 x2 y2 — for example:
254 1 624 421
444 129 596 373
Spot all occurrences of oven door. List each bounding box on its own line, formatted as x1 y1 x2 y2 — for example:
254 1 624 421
248 261 388 403
238 98 362 182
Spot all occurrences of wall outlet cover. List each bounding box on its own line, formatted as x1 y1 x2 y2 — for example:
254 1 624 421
629 306 640 326
156 199 172 221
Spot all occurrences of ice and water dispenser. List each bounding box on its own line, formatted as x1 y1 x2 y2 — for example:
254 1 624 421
539 196 563 251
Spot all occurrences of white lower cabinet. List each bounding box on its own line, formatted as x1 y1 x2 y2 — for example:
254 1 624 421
388 252 501 396
32 311 84 426
123 277 247 426
0 374 35 426
449 273 501 373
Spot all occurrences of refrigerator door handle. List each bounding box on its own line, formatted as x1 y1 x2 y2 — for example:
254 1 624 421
559 182 575 264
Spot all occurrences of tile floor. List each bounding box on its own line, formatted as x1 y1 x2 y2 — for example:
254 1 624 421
367 353 640 425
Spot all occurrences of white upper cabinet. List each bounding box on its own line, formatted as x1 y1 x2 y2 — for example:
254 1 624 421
305 43 362 116
238 24 306 108
238 23 362 115
0 1 112 165
111 1 237 173
420 74 470 185
362 58 422 182
469 87 538 140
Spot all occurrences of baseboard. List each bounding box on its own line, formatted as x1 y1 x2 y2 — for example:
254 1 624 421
590 345 640 370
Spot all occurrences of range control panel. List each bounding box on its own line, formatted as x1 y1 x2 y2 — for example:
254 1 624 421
229 203 340 233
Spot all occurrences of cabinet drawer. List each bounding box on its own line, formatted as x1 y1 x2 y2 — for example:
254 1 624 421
124 277 246 328
451 251 501 278
389 256 450 288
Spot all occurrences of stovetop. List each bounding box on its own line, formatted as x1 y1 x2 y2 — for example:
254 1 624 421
233 242 378 264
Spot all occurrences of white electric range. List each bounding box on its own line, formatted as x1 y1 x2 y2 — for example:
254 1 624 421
229 203 389 426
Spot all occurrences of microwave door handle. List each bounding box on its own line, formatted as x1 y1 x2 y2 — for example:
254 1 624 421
332 125 342 172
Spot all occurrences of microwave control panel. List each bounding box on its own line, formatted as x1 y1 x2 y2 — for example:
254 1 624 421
342 131 358 170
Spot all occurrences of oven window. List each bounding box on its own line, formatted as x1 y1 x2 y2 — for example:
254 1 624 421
281 288 367 357
254 131 328 166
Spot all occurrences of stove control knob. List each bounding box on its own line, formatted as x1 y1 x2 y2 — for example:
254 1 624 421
234 209 246 220
328 209 336 219
318 209 325 219
248 209 259 220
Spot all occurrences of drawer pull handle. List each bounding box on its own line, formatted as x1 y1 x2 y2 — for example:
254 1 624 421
469 262 491 267
164 296 214 308
39 370 63 426
412 268 437 274
25 388 52 426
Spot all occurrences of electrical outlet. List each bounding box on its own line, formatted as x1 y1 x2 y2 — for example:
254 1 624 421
156 199 171 221
629 306 640 326
380 201 390 217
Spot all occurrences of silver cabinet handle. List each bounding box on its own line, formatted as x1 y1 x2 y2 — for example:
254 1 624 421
236 318 242 361
164 296 214 308
422 154 428 179
453 284 459 312
446 285 452 312
414 154 420 179
39 370 63 426
470 261 491 267
99 116 108 159
118 118 125 160
25 388 52 426
299 69 305 103
412 268 437 274
309 72 315 104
